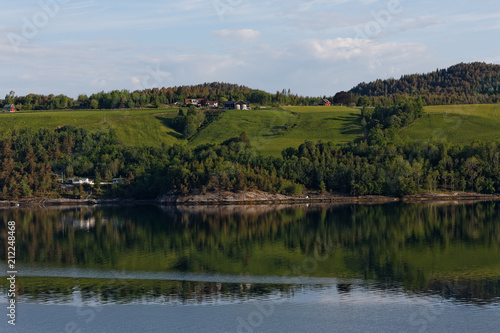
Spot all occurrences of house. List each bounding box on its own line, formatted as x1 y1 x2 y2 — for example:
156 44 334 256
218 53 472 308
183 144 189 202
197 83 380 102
223 101 250 110
185 98 203 106
319 99 331 106
202 100 219 108
184 99 219 108
69 178 94 186
3 104 15 112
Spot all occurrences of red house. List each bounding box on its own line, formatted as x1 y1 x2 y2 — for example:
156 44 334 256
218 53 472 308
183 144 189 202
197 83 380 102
3 104 15 112
320 99 331 106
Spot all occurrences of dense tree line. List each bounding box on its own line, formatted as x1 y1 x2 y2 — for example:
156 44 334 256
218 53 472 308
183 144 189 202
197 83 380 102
347 62 500 106
1 83 329 111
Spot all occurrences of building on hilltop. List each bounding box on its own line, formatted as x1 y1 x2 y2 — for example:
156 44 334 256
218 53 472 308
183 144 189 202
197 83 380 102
202 100 219 108
184 99 219 108
185 98 203 106
223 101 250 110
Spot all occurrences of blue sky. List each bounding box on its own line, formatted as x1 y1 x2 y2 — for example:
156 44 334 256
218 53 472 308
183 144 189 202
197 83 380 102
1 0 499 98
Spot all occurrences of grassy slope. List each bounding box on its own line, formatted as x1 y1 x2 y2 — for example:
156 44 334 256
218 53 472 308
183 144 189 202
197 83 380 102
3 104 499 156
0 109 184 147
190 106 363 156
400 104 500 144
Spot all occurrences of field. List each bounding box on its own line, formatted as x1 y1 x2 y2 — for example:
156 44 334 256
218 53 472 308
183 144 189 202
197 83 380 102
0 106 363 156
0 109 183 147
191 106 363 156
2 104 499 156
401 104 500 144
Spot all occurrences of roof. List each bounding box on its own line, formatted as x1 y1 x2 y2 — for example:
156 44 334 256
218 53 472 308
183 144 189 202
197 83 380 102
223 100 250 105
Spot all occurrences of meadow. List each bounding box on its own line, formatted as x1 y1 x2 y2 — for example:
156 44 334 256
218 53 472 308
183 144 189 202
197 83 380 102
2 104 499 156
0 109 183 147
1 106 363 156
400 104 500 144
190 106 363 156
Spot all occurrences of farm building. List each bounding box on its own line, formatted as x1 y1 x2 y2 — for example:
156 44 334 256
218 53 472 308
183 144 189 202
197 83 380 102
202 100 219 108
223 101 250 110
185 98 203 106
320 99 331 106
184 99 219 108
3 104 15 112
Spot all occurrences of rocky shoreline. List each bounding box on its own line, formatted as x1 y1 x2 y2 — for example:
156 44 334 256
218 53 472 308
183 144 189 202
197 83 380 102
1 191 500 207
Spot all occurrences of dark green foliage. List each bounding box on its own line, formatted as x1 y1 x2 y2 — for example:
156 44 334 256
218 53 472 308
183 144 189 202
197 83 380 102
2 83 330 110
363 98 424 144
349 62 500 106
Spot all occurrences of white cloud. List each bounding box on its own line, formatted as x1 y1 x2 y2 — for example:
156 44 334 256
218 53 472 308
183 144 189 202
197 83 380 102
401 16 444 31
213 29 261 42
305 38 427 64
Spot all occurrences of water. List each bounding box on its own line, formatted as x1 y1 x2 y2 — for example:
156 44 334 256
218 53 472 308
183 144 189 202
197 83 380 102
1 202 500 332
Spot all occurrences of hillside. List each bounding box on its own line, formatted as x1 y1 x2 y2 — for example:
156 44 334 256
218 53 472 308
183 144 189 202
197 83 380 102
348 62 500 106
0 109 183 147
0 106 363 156
190 106 362 156
400 104 500 144
2 103 500 157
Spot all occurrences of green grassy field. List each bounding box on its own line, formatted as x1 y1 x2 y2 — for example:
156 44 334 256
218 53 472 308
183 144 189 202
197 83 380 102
0 109 184 147
191 106 363 156
3 104 499 156
1 106 363 156
401 104 500 144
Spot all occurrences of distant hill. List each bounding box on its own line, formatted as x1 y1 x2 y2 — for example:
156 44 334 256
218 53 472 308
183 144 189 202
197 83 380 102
347 62 500 106
1 82 324 111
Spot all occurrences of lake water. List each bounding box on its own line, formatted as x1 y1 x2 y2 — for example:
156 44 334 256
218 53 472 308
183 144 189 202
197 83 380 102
1 202 500 332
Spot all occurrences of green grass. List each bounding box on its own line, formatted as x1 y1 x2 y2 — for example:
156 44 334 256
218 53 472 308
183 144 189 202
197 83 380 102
401 104 500 144
6 104 499 156
0 109 185 147
190 106 363 156
0 106 363 155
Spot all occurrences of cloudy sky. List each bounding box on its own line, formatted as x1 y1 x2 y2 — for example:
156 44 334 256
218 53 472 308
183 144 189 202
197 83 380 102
1 0 499 98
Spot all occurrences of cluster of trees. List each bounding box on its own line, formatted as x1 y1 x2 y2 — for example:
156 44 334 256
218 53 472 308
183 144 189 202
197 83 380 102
170 106 215 139
347 62 500 106
361 98 424 143
2 91 73 111
1 83 332 111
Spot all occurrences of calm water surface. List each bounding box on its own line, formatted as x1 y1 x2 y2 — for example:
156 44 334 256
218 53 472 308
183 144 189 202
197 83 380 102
1 202 500 332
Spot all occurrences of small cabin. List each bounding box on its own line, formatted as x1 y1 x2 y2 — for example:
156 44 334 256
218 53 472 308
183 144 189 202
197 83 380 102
320 99 331 106
223 101 250 110
3 104 15 112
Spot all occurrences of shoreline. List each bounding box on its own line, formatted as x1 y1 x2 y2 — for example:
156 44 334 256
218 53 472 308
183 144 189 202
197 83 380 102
1 191 500 207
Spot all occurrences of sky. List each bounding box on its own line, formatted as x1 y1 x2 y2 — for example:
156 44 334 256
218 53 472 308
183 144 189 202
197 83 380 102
1 0 500 98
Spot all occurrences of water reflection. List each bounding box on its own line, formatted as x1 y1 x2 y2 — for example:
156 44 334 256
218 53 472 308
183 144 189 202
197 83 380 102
0 202 499 305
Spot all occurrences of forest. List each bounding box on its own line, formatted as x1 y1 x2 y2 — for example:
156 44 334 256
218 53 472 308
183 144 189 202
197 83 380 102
347 62 500 106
